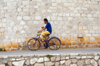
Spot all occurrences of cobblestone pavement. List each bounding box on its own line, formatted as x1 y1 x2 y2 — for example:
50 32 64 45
0 48 100 56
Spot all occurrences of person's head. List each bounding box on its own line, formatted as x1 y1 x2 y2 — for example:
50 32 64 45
44 18 48 24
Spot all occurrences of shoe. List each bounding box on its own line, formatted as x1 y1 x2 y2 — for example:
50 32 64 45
44 43 49 49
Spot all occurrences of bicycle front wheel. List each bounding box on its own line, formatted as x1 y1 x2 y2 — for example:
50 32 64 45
48 37 61 50
27 38 40 51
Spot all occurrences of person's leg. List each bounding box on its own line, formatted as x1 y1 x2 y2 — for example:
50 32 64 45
41 31 50 49
41 31 47 40
41 31 50 40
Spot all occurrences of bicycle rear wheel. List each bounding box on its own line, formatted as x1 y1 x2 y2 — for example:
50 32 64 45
27 38 40 51
48 37 61 50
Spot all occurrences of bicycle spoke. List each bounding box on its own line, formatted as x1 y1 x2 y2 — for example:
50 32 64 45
27 38 40 51
48 37 61 50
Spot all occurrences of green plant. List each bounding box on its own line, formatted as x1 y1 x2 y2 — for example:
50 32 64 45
0 48 6 51
4 48 6 51
0 48 2 51
46 54 53 59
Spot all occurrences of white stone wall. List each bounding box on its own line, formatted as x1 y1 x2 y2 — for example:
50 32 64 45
0 53 100 66
0 0 100 44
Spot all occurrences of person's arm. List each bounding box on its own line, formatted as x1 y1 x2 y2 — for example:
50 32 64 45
39 27 46 32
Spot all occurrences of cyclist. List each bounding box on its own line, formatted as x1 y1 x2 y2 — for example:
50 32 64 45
39 18 52 49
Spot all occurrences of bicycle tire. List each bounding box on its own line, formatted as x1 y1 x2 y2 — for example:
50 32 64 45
48 37 61 50
27 38 40 51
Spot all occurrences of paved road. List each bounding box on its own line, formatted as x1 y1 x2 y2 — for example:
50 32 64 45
0 48 100 56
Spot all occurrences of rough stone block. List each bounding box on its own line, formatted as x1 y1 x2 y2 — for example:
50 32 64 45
0 64 5 66
66 57 69 59
98 60 100 66
64 3 70 6
17 8 22 12
84 37 89 41
60 60 65 65
44 57 49 62
87 14 92 17
56 57 60 61
23 16 30 20
30 58 38 64
20 21 25 25
12 60 25 66
91 59 98 66
35 16 41 20
17 16 22 21
70 64 77 66
12 43 17 48
0 28 5 33
65 60 71 65
55 62 59 66
93 26 98 30
45 62 54 66
85 59 91 64
37 58 43 63
86 34 91 37
71 59 77 63
68 17 73 21
22 1 29 5
34 63 44 66
94 56 99 60
7 62 12 66
77 60 85 66
25 59 30 65
51 57 56 61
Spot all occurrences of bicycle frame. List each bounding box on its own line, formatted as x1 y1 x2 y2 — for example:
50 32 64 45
36 33 47 46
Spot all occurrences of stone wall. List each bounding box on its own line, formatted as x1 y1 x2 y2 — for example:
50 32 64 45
0 0 100 51
0 53 100 66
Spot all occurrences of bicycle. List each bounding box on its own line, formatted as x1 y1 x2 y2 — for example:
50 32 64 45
27 32 61 51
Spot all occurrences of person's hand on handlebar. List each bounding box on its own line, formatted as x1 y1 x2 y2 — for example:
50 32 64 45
39 27 46 33
38 30 42 33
